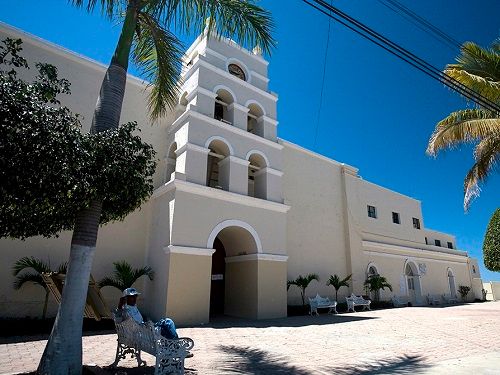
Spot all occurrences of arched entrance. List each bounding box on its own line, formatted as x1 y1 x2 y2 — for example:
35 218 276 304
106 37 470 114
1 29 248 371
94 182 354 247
210 238 226 316
207 221 260 320
405 261 422 305
447 268 457 298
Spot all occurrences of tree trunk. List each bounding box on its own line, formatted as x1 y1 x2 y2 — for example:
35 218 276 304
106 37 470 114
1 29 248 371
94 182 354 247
37 201 102 374
42 289 49 320
37 4 138 373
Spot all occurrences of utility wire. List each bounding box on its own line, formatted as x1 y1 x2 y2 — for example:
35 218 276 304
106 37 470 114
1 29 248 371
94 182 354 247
381 0 462 50
302 0 500 114
314 1 332 147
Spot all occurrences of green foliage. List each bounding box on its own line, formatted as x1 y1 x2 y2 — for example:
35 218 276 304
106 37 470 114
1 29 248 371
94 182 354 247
426 39 500 210
364 274 392 302
458 285 471 300
287 273 319 308
12 256 67 319
99 260 154 292
483 208 500 272
326 274 352 302
0 38 157 239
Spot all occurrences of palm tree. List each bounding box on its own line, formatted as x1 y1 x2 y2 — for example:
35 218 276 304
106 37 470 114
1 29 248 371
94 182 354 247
39 2 275 373
364 274 392 302
98 261 154 291
326 274 351 302
12 257 67 320
287 273 320 309
427 39 500 211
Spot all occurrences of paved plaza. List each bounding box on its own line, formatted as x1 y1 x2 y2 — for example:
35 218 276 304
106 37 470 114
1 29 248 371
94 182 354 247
1 302 499 374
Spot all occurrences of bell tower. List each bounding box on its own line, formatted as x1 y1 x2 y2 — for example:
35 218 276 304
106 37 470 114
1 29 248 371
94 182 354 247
146 28 289 325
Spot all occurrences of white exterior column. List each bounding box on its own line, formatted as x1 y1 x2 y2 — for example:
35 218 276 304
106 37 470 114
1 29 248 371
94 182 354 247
186 87 218 119
218 156 250 195
254 116 278 142
253 167 283 203
227 103 250 131
175 143 210 186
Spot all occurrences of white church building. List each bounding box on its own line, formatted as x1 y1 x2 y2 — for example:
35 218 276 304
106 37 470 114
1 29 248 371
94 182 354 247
0 23 483 324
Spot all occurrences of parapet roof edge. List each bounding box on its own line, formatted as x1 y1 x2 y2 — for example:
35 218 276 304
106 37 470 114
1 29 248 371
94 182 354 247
0 21 149 89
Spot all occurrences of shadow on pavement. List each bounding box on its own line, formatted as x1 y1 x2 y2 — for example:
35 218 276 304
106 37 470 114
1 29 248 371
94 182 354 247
324 354 431 374
218 345 311 374
218 346 430 375
193 314 377 329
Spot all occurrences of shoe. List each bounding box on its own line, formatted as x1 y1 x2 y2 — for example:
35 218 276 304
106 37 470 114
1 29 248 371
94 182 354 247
186 352 194 358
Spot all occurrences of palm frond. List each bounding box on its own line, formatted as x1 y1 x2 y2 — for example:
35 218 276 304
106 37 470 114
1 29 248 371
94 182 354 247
449 41 500 83
12 256 51 276
444 68 500 103
157 0 276 55
427 110 500 156
463 136 500 210
98 276 125 291
132 265 155 282
57 262 68 274
13 272 46 290
68 0 122 19
134 11 183 120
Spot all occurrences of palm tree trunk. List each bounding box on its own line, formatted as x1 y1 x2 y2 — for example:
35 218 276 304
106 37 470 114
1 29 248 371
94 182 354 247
37 201 102 374
42 289 49 320
37 4 139 374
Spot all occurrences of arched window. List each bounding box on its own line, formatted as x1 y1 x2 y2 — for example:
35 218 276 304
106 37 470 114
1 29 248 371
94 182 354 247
228 63 246 81
247 153 267 199
206 139 231 190
247 103 264 135
214 88 234 124
165 142 177 183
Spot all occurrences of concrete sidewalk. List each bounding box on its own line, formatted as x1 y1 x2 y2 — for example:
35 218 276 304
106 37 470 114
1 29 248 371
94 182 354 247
1 301 499 374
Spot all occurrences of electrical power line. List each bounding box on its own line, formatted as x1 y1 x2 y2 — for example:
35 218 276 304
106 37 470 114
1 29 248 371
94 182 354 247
378 0 462 51
302 0 500 114
314 1 332 147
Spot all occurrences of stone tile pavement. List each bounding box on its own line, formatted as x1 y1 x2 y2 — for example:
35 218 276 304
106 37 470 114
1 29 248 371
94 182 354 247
1 301 499 374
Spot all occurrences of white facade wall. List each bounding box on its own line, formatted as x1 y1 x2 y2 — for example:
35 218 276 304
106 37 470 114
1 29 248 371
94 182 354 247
0 23 483 321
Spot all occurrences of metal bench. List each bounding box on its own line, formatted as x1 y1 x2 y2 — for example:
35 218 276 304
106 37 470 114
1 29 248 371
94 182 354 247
346 293 371 312
391 295 409 307
427 294 441 305
308 293 338 315
112 311 194 375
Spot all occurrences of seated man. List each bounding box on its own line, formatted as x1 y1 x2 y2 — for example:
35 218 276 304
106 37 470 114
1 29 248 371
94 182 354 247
117 287 178 340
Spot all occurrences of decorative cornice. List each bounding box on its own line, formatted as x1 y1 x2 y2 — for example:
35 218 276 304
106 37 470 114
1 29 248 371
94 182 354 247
362 240 468 259
175 142 210 156
225 253 288 263
228 103 250 113
152 179 290 213
170 110 283 151
250 71 270 84
254 167 283 178
182 59 277 102
218 155 250 167
165 245 215 256
186 86 218 101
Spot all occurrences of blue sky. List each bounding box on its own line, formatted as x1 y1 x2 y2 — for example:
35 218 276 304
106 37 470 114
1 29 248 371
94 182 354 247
1 0 499 281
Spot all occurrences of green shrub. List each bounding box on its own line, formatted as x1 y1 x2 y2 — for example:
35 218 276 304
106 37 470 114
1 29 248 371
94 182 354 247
483 208 500 272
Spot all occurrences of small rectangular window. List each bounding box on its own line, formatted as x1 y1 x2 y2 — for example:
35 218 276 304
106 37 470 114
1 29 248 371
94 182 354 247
392 212 400 224
447 242 453 249
425 237 428 245
367 205 377 218
412 217 421 229
435 239 441 247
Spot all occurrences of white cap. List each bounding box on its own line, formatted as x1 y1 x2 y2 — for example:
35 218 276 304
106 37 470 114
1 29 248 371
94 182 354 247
122 287 141 297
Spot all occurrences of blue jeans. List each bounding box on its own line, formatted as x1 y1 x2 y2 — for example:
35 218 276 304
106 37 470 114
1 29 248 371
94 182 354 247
155 318 178 339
